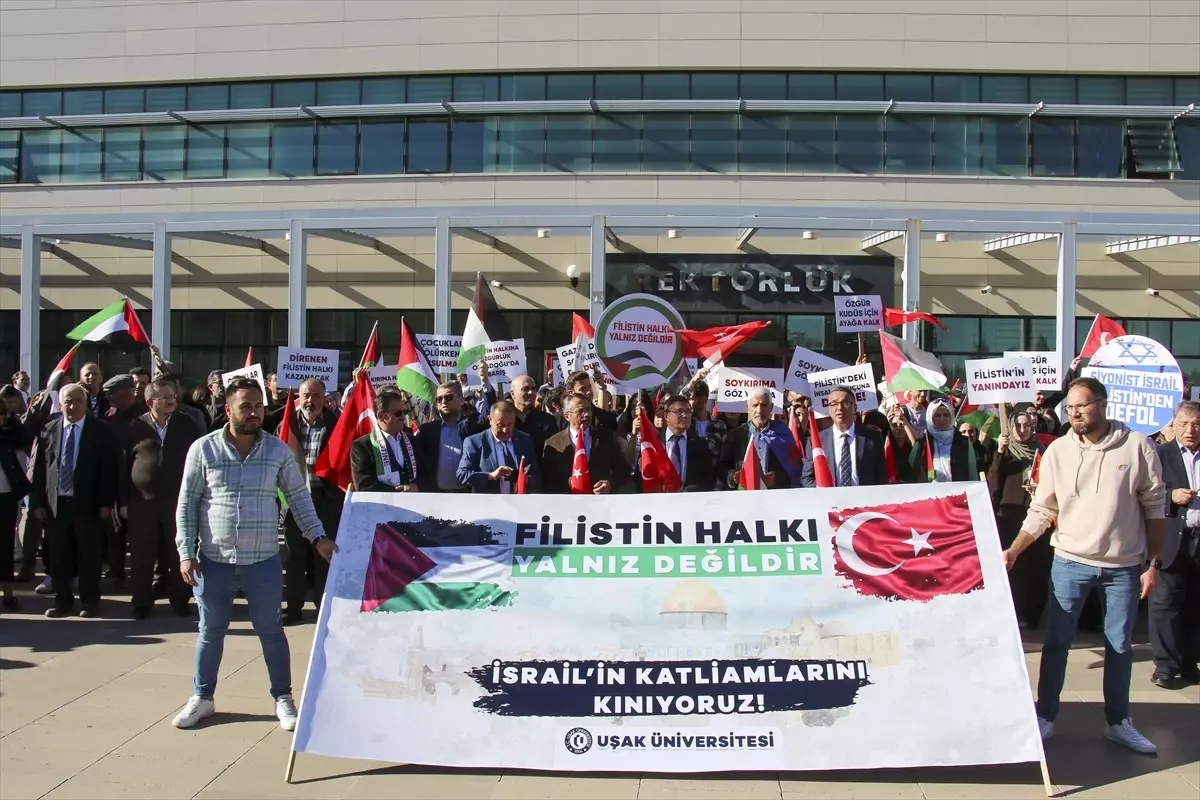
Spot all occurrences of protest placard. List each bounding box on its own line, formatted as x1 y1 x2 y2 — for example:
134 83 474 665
783 347 847 396
965 357 1036 406
293 483 1042 776
712 367 784 411
833 295 883 333
416 334 462 376
466 338 527 384
1003 351 1060 391
1083 335 1184 436
367 363 397 391
556 338 603 384
276 347 340 390
221 363 267 399
806 363 879 417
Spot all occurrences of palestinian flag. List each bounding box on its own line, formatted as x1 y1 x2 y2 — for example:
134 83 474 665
66 298 150 346
361 521 516 613
457 273 513 373
359 321 380 369
959 403 1001 439
880 331 946 393
30 343 81 416
569 312 594 374
396 318 438 404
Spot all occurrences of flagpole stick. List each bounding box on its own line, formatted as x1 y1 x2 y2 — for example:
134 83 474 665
857 332 865 361
999 403 1010 437
284 749 297 783
1039 755 1055 797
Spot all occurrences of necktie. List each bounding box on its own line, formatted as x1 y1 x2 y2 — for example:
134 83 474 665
839 434 853 488
669 434 683 482
502 441 516 470
60 423 76 494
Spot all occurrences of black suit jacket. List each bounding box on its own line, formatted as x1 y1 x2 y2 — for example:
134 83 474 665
802 424 888 487
30 416 119 518
0 415 34 500
661 428 719 492
120 412 202 505
719 423 793 491
414 415 486 492
351 430 420 493
542 427 631 494
905 431 977 483
1158 440 1196 569
86 391 110 418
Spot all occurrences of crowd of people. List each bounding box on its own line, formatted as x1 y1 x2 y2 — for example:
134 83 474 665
0 355 1195 750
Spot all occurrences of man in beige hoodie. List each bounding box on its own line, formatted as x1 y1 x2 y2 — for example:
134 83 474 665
1003 376 1166 755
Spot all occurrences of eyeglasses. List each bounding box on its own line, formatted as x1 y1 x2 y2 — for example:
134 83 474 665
667 407 692 417
435 394 457 402
827 400 854 409
1065 400 1102 414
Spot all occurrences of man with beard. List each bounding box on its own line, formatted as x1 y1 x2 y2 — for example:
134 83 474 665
720 388 802 490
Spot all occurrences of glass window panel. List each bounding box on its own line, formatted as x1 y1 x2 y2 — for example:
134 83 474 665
1173 320 1200 356
226 123 270 177
186 124 225 178
885 116 932 174
980 318 1023 355
143 125 185 180
180 311 223 346
317 79 360 106
103 127 141 180
61 129 103 181
885 74 931 101
273 81 315 107
933 117 981 175
1030 76 1075 103
740 115 787 172
104 88 144 113
594 73 641 100
1180 358 1200 388
1076 317 1096 352
643 73 689 100
453 75 498 102
1125 319 1171 345
933 75 979 102
145 86 186 112
740 73 786 100
1126 77 1172 105
593 114 641 170
836 115 883 174
1177 78 1200 106
23 91 62 116
271 122 314 177
788 114 835 171
982 117 1028 176
931 317 981 353
786 315 828 350
316 122 357 175
230 82 272 108
1078 77 1123 105
362 77 405 104
187 84 228 110
308 309 356 344
789 74 834 100
690 114 737 172
358 119 404 175
451 118 490 173
1177 119 1200 180
1077 119 1123 178
0 93 21 118
547 73 592 100
19 130 61 183
63 90 103 115
496 116 543 172
0 131 18 183
1031 118 1075 176
642 114 689 170
502 74 546 101
407 76 452 103
837 74 883 101
691 72 738 100
545 114 592 172
1027 318 1056 351
406 119 450 173
981 76 1027 104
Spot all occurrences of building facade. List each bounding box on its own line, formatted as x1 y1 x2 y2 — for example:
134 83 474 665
1 0 1198 389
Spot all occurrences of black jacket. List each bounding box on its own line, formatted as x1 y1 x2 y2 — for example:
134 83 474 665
351 430 420 492
905 430 977 483
30 416 119 518
719 423 796 490
120 412 202 505
0 415 33 500
801 424 889 488
413 415 486 492
658 428 719 492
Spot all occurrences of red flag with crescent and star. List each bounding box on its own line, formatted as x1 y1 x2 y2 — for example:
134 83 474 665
829 493 984 601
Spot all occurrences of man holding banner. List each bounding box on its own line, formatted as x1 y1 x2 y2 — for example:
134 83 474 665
719 388 802 490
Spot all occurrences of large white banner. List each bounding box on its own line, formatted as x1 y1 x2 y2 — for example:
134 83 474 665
295 484 1042 774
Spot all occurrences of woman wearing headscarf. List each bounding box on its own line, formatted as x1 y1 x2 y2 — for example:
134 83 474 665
905 398 976 483
987 410 1052 628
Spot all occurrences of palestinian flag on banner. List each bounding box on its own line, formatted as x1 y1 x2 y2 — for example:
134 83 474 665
359 321 380 369
29 343 81 416
360 521 516 613
879 331 946 393
66 298 150 346
396 318 438 404
457 273 513 373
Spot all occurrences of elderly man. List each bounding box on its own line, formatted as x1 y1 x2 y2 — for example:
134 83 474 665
30 384 119 617
802 386 887 487
173 377 334 731
719 387 802 490
457 401 541 494
1004 377 1166 754
1149 401 1200 689
542 393 630 494
79 362 108 417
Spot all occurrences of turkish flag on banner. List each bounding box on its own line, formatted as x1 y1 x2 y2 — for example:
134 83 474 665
568 430 592 494
1079 314 1126 359
829 493 984 601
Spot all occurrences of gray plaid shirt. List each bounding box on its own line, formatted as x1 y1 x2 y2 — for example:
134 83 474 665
297 411 328 493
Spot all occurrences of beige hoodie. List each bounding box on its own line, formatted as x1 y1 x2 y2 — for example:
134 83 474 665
1022 420 1165 568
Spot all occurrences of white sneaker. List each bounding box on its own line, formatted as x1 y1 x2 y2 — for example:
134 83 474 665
1104 718 1156 754
1037 716 1055 741
172 696 215 729
275 694 298 732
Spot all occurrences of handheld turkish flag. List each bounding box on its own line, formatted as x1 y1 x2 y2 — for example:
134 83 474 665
1079 314 1125 359
568 429 592 494
883 307 947 330
637 404 682 493
807 409 834 488
673 320 770 367
737 435 765 490
515 456 529 495
788 410 802 450
313 370 378 492
1029 449 1042 485
829 493 984 602
883 435 900 485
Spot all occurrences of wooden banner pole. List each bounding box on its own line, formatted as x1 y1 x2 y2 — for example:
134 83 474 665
1039 755 1055 797
284 750 297 783
999 403 1010 437
857 332 865 361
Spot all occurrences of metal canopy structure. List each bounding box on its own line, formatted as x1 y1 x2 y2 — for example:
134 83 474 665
5 203 1199 387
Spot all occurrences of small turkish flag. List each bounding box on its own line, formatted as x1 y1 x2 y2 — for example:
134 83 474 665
1079 313 1125 359
568 429 592 494
829 493 984 602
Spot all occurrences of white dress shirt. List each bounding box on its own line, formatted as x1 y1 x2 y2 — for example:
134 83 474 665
150 413 171 442
831 425 858 487
1181 443 1200 529
59 416 85 497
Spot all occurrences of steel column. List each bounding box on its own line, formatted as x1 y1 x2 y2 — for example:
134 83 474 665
1055 223 1078 384
288 220 307 347
151 222 172 359
902 219 922 345
19 226 41 388
434 216 452 337
589 215 606 325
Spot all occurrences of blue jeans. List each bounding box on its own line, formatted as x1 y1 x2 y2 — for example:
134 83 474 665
193 553 290 700
1037 554 1140 726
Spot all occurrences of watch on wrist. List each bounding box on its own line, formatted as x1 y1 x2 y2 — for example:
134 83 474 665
1150 558 1163 570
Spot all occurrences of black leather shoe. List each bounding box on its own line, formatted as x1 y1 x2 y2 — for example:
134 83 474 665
1150 672 1178 689
1180 667 1200 684
78 605 100 619
1 596 20 612
282 609 304 626
171 603 193 618
129 606 151 620
45 607 72 618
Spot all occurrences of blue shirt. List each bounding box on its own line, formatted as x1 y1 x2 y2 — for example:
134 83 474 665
436 423 464 492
